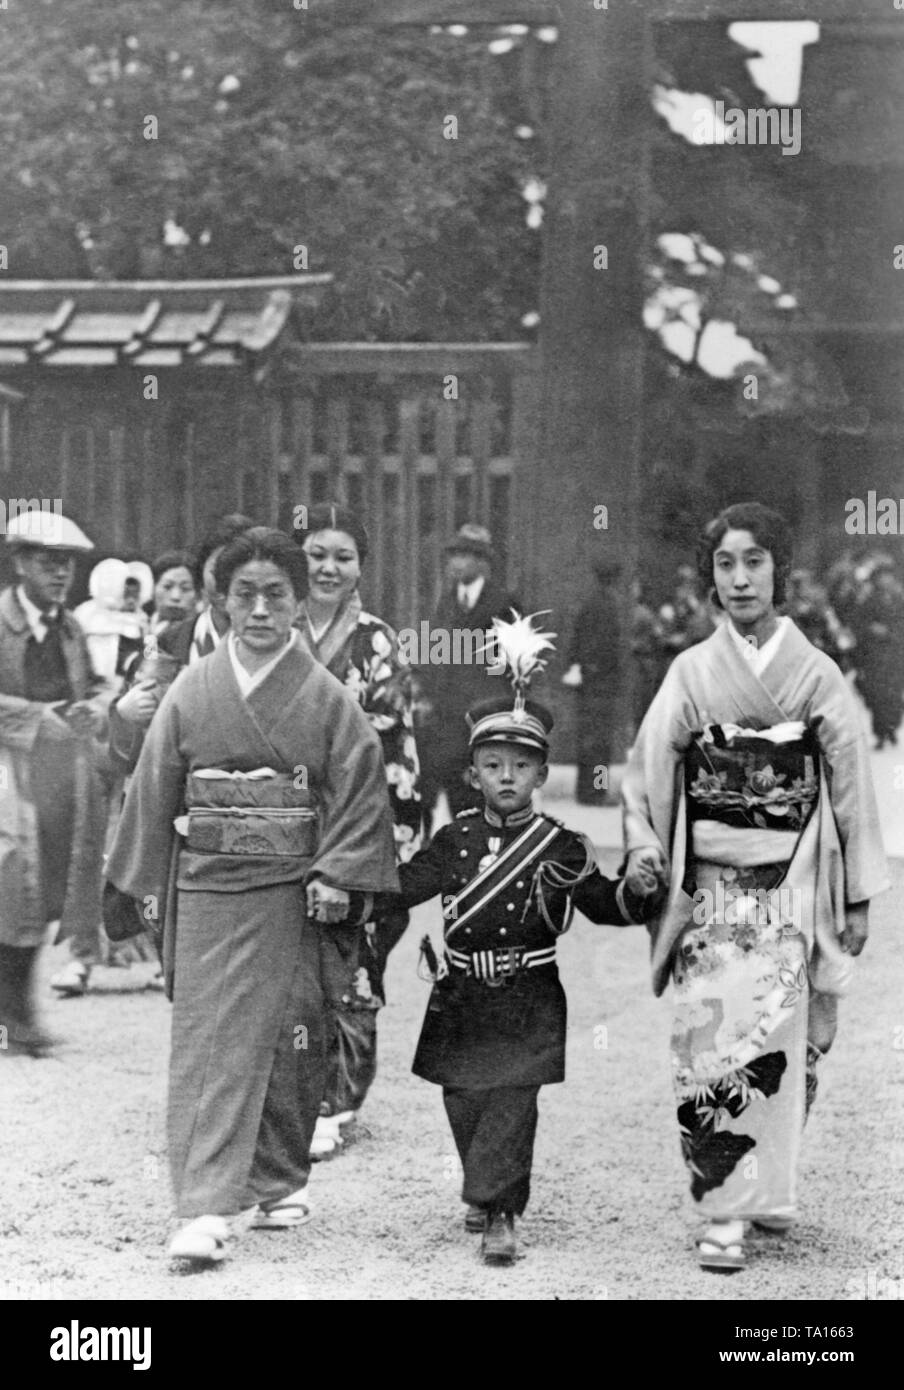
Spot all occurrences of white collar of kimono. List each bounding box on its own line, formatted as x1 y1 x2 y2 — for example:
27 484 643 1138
189 605 222 662
725 613 789 676
227 627 298 698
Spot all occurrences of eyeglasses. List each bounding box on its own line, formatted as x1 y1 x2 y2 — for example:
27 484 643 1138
24 551 75 572
228 584 295 608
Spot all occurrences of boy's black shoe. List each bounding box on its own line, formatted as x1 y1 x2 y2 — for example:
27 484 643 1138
481 1212 516 1265
465 1205 486 1233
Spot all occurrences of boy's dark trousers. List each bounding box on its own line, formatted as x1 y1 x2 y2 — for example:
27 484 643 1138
443 1085 540 1216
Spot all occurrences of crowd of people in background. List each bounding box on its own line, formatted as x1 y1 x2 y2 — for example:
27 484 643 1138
629 549 904 749
561 547 904 809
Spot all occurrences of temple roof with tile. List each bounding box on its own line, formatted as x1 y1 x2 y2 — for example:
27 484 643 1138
0 275 331 369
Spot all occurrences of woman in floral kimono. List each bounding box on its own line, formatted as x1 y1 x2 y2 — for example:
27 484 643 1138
622 502 888 1272
296 503 422 1157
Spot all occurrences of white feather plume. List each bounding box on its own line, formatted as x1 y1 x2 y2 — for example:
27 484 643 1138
480 610 557 694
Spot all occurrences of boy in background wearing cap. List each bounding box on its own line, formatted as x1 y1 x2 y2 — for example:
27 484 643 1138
390 660 661 1265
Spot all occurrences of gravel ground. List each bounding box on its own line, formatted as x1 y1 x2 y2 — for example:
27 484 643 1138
2 851 902 1303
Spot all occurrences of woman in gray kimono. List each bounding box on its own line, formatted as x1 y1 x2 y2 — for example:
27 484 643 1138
105 528 398 1265
622 503 888 1273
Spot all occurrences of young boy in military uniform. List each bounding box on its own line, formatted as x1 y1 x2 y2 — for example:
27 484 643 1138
394 689 656 1265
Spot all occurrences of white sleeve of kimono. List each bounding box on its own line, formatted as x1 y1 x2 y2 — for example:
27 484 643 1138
621 656 696 855
813 667 890 904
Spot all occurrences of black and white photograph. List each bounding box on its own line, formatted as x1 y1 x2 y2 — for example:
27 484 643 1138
0 0 902 1340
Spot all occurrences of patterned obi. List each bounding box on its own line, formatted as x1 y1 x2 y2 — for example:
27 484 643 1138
179 768 318 858
685 721 819 836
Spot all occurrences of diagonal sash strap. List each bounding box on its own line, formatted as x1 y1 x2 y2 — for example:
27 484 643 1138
444 816 562 938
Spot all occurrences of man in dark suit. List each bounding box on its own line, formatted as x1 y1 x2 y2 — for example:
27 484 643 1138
416 524 520 832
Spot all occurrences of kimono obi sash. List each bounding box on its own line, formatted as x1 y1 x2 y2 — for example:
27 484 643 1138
181 768 318 859
684 721 819 836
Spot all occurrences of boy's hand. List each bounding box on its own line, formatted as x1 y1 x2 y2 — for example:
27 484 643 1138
625 846 669 898
622 879 666 922
306 879 351 925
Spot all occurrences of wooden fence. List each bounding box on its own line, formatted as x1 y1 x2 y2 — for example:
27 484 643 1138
0 342 538 633
269 343 538 627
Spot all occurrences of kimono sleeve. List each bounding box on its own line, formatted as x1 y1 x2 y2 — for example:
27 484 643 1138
309 681 400 895
108 701 146 774
104 676 188 903
811 661 890 903
356 620 423 860
621 653 697 855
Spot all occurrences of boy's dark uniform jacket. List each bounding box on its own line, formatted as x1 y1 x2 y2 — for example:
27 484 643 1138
390 808 646 1090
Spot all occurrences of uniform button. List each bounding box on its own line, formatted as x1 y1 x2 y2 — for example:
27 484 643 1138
465 927 472 935
459 849 468 858
499 927 507 937
506 902 515 912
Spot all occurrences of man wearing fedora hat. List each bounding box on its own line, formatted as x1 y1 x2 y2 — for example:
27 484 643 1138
416 523 520 833
0 508 110 1050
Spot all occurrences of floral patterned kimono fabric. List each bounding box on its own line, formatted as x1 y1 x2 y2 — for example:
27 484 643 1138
675 722 817 1220
298 593 423 1115
622 619 888 1224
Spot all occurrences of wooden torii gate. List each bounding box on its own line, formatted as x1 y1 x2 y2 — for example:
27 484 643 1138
343 0 897 756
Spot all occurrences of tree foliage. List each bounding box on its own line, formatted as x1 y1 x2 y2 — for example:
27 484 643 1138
0 0 546 340
646 20 869 430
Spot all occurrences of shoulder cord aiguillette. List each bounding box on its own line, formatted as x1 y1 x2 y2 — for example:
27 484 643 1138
524 834 598 937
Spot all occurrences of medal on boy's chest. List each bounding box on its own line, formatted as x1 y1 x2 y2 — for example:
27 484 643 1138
478 836 502 874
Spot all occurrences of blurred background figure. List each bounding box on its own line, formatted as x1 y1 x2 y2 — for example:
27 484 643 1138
631 579 660 732
561 559 621 805
654 563 715 683
121 569 151 621
0 509 111 1035
74 558 148 691
415 523 519 834
851 558 904 749
825 552 863 641
147 549 198 638
785 568 854 669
